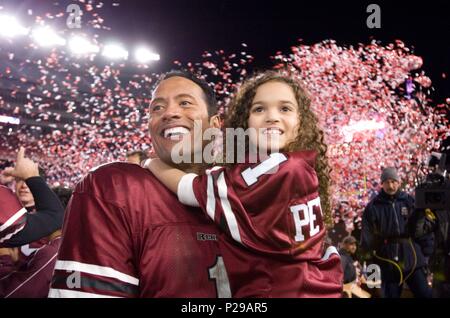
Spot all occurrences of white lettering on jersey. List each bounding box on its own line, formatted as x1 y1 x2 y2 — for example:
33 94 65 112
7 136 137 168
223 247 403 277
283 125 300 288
290 196 322 242
241 152 287 186
308 197 321 237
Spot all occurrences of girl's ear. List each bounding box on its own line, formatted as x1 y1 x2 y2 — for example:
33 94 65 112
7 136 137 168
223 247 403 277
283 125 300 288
209 115 221 129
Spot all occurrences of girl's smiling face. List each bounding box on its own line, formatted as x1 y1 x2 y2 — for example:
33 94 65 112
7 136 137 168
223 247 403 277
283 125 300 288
247 81 300 153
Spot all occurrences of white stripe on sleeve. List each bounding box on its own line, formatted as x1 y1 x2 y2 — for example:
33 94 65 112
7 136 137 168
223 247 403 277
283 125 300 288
48 288 121 298
177 173 200 207
0 207 27 232
54 260 139 286
205 166 222 221
0 224 25 243
216 171 242 244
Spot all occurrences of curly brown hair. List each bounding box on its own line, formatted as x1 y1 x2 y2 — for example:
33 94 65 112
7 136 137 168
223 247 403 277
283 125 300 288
222 70 333 227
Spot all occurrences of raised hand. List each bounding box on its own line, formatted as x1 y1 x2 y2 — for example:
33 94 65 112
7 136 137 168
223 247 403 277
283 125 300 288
2 147 39 180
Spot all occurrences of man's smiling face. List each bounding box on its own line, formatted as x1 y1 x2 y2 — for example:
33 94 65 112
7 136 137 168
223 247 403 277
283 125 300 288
149 76 211 166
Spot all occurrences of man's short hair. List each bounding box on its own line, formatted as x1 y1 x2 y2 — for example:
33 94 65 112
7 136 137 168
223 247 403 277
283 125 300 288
155 70 218 117
342 236 357 245
126 150 148 162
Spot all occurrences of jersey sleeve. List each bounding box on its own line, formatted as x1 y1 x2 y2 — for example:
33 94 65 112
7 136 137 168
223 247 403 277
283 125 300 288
48 174 140 298
3 177 64 247
0 185 27 246
183 151 325 258
0 242 59 298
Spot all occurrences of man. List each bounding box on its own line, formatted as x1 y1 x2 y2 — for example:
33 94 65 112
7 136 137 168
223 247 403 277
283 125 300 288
412 166 450 297
125 150 148 165
49 71 230 297
1 148 64 249
340 235 371 298
340 236 357 284
0 152 63 297
361 167 432 298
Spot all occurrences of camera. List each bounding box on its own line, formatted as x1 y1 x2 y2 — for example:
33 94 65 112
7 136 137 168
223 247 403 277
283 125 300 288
413 152 450 297
414 152 450 210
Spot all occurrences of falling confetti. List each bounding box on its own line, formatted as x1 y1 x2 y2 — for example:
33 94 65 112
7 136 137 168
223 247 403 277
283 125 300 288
0 3 448 230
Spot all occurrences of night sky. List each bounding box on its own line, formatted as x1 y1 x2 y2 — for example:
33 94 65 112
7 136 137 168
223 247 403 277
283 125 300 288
107 0 450 100
1 0 449 181
4 0 449 100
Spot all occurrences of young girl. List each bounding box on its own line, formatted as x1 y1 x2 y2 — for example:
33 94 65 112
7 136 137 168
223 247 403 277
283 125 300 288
145 71 343 297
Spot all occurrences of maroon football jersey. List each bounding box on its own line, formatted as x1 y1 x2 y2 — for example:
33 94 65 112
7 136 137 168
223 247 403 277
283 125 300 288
49 163 230 298
0 185 27 244
178 151 343 297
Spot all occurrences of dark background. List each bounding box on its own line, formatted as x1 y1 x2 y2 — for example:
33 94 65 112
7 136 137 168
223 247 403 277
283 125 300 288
4 0 449 100
2 0 449 152
109 0 449 101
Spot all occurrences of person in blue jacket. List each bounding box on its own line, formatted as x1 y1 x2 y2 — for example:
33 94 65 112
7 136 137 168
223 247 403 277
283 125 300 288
361 167 432 298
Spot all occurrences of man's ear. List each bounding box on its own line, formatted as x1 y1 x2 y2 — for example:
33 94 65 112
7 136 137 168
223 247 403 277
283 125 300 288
209 114 221 129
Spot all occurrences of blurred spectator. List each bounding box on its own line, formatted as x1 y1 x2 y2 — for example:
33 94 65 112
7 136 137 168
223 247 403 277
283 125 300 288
361 167 433 298
126 150 148 165
14 167 46 209
0 147 64 247
329 220 347 247
51 187 73 210
340 235 371 298
340 236 358 284
0 148 65 297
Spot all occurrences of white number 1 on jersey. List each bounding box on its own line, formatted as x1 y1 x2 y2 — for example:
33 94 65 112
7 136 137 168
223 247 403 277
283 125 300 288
208 256 232 298
241 153 288 186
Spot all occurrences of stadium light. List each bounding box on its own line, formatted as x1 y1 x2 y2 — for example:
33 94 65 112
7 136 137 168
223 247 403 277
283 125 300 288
68 35 99 55
0 15 29 38
135 47 160 63
0 115 20 125
102 43 129 60
341 119 386 142
32 26 66 47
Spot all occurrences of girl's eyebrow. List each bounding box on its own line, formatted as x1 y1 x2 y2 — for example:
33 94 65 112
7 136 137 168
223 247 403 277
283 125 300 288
278 100 296 105
251 100 296 105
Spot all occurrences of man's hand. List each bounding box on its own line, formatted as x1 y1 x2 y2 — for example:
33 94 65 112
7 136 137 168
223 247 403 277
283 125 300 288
2 147 39 181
